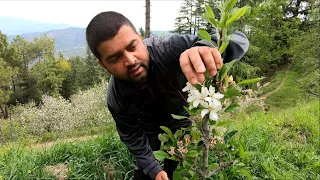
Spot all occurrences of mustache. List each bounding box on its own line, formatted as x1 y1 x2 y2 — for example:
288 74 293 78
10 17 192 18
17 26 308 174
128 61 148 71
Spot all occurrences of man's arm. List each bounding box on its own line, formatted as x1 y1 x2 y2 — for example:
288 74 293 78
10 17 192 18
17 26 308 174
166 31 249 84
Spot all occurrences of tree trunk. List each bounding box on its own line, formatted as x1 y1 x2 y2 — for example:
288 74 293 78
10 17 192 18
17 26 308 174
145 0 151 38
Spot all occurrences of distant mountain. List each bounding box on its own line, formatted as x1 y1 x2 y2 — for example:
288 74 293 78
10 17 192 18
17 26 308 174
2 17 171 58
0 16 78 35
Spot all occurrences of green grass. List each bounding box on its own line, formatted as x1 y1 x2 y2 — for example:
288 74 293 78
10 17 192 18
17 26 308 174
233 100 319 179
0 125 134 180
0 100 318 179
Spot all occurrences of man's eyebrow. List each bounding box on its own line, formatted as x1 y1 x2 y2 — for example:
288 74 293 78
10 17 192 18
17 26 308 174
105 39 137 61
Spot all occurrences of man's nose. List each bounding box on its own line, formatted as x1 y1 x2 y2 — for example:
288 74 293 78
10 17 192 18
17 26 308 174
124 51 136 66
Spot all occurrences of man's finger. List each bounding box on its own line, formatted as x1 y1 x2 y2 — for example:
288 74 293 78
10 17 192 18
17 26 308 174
180 52 198 85
210 48 222 69
188 48 206 73
199 47 217 76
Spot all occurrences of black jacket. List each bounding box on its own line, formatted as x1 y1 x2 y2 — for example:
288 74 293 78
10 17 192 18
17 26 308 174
107 31 249 179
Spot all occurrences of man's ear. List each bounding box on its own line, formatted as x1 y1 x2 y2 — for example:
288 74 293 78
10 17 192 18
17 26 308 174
138 33 144 41
97 60 107 69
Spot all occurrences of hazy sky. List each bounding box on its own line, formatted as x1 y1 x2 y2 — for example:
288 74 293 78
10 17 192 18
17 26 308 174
0 0 183 31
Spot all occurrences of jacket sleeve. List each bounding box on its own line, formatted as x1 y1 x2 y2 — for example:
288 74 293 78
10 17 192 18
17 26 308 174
169 31 249 63
107 80 161 179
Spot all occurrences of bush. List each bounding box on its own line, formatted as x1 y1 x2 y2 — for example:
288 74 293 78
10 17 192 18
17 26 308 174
5 81 112 139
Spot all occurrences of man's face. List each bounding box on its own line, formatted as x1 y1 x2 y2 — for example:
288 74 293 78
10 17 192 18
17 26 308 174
97 25 149 83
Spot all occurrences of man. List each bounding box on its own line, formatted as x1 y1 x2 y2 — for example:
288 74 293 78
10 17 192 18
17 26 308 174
86 11 249 180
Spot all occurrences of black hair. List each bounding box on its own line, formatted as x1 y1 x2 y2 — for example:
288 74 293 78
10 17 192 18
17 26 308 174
86 11 137 60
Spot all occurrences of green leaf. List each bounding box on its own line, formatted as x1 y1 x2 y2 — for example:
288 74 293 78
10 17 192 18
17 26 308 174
171 114 188 120
235 163 246 167
237 168 253 179
224 88 241 98
217 59 238 81
160 126 174 140
225 104 239 112
226 6 248 27
186 150 198 158
225 0 238 13
158 133 169 143
153 150 169 161
224 130 238 143
198 30 211 43
237 77 265 85
190 174 199 180
205 5 218 27
174 130 183 139
219 171 228 180
219 42 229 54
216 120 233 127
173 171 183 180
191 130 200 142
216 143 228 149
238 142 245 158
208 163 219 171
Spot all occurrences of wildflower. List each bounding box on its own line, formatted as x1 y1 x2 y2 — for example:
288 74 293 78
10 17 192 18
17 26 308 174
206 85 224 100
168 146 175 156
228 75 235 85
187 87 209 108
182 82 195 92
200 99 222 121
178 146 188 154
209 138 217 148
184 135 191 145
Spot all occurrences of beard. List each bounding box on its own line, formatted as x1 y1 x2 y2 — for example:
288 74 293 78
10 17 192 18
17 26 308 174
126 61 149 83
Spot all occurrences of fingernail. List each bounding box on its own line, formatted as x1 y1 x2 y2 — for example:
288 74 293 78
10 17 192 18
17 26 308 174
198 65 205 72
191 78 197 85
217 64 221 69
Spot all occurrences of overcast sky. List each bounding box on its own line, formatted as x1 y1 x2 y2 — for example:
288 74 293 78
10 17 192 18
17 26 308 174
0 0 183 31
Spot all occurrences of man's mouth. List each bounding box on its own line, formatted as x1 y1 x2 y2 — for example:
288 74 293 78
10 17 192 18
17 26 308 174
130 65 143 76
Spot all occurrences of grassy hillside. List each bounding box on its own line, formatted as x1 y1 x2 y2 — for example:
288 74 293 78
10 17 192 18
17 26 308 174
0 99 318 179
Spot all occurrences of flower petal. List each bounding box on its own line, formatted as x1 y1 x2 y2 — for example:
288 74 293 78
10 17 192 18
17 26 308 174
201 109 209 118
214 93 224 99
209 111 219 120
200 101 209 108
193 99 200 107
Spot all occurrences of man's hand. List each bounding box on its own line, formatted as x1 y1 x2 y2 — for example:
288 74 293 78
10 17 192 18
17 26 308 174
180 46 222 85
155 170 168 180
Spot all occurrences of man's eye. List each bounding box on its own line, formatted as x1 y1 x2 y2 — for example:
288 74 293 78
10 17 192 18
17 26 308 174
129 45 136 51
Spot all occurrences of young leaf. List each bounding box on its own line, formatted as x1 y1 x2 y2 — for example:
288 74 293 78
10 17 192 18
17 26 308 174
219 42 229 54
208 163 219 171
171 114 188 120
205 5 218 27
173 171 183 180
158 133 169 143
225 104 239 112
217 59 238 81
216 120 233 127
191 130 200 142
186 150 198 158
174 130 183 139
237 168 253 179
226 6 248 27
153 150 169 161
237 77 265 85
219 171 228 180
198 30 212 43
225 0 238 13
224 130 238 143
190 174 199 180
160 126 174 140
224 88 241 98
